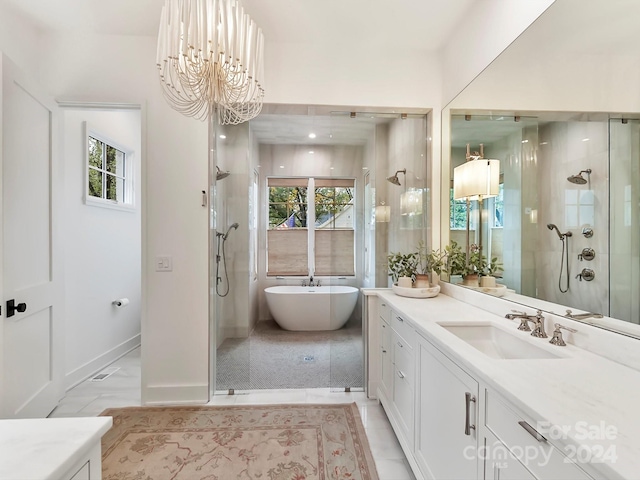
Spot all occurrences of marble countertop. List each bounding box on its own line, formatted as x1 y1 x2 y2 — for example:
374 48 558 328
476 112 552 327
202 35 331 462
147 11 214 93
363 288 640 480
0 416 112 480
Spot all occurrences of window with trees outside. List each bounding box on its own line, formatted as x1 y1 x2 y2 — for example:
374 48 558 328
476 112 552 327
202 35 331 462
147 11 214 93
86 129 133 209
268 177 355 276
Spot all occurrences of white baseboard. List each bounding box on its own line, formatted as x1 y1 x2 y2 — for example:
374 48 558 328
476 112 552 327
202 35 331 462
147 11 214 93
65 334 141 390
143 384 209 405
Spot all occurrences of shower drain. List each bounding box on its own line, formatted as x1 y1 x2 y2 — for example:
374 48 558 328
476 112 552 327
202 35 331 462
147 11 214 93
302 355 315 363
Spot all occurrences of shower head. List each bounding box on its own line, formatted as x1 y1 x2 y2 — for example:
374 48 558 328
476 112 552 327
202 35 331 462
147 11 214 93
387 169 406 186
567 169 591 185
216 166 230 181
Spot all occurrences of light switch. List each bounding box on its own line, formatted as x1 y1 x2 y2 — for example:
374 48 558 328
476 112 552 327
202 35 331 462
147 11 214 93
156 255 173 272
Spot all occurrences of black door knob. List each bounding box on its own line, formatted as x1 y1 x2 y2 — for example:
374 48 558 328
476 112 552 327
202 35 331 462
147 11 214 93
6 299 27 318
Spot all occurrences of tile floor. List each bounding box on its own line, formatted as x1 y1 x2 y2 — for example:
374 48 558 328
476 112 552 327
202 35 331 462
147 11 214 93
49 347 416 480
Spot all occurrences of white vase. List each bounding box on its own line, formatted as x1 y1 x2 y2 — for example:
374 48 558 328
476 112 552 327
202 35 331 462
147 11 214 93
480 276 496 288
397 276 413 288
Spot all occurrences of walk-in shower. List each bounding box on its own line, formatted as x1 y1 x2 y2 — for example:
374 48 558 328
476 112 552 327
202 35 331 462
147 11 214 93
547 223 572 293
567 169 591 185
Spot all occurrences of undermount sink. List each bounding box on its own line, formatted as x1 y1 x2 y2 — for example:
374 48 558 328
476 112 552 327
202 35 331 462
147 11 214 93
437 323 564 360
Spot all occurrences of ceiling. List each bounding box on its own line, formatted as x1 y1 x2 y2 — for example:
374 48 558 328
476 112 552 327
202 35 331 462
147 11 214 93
0 0 475 51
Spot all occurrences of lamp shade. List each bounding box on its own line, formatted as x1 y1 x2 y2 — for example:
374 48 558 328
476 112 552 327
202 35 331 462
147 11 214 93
375 205 390 222
453 159 500 200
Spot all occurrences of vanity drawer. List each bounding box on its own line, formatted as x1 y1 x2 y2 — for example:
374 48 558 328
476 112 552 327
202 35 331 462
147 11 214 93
391 309 415 349
393 334 414 389
486 391 594 480
378 298 390 323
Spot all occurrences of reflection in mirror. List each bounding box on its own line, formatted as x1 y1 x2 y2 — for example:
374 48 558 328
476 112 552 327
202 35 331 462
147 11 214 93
448 113 640 328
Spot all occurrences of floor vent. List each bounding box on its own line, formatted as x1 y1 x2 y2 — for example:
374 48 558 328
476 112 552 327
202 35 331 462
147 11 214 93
90 367 120 382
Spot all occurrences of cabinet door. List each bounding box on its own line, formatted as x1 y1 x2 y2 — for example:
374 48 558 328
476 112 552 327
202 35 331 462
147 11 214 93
416 337 479 480
484 430 537 480
393 334 414 448
379 320 393 399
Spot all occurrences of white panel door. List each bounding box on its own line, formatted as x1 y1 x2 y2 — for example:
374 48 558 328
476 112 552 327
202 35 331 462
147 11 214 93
1 55 63 418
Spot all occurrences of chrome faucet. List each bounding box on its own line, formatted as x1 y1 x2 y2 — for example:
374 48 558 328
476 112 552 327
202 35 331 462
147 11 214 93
549 323 578 346
505 309 548 338
564 309 603 320
308 276 315 287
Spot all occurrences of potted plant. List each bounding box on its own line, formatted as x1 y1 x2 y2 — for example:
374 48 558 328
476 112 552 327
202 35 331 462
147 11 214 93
416 241 446 287
387 251 418 288
480 256 503 287
444 240 466 279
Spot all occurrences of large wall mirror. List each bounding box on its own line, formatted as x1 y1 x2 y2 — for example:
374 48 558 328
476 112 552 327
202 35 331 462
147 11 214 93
440 0 640 339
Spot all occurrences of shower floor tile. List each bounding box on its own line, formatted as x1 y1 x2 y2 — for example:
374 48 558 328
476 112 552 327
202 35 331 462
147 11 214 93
216 319 363 391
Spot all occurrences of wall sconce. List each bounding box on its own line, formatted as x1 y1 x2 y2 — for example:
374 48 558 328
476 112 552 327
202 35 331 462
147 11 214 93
401 188 423 216
375 202 391 222
453 159 500 201
453 144 500 275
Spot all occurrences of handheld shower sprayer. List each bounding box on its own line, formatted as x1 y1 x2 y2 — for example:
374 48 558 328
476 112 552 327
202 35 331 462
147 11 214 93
224 222 239 240
547 223 572 293
216 223 240 297
547 223 572 240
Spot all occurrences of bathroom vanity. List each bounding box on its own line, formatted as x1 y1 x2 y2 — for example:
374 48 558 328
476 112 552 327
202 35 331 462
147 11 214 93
363 284 640 480
0 416 112 480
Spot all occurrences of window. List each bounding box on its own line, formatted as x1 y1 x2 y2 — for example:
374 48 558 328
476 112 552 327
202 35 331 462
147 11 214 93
86 126 134 209
267 177 355 276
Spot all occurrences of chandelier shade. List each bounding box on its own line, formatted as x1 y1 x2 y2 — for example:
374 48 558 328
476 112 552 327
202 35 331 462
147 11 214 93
156 0 265 124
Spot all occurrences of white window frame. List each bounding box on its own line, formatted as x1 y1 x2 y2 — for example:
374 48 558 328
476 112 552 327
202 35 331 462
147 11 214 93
84 123 135 211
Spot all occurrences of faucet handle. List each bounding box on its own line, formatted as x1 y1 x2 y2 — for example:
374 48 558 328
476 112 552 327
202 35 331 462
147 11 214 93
549 323 578 346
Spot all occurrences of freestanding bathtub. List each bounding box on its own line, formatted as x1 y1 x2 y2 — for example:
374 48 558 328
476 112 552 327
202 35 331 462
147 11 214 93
264 285 359 331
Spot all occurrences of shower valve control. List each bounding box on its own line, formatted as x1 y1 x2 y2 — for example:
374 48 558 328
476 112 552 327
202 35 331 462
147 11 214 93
576 268 595 282
578 248 596 261
582 227 594 238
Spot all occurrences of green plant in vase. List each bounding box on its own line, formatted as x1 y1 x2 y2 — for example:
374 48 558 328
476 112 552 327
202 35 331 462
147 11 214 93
416 240 446 287
387 251 418 287
481 256 503 287
444 240 467 277
461 244 487 286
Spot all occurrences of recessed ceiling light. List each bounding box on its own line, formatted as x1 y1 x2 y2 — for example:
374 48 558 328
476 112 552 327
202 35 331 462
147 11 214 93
279 165 284 169
582 138 590 142
308 133 316 139
219 134 226 139
330 167 334 170
309 151 314 154
540 142 549 145
362 167 368 170
522 140 529 143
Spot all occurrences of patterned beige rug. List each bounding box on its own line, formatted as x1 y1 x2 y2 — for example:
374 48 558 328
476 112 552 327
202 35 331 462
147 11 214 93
100 403 379 480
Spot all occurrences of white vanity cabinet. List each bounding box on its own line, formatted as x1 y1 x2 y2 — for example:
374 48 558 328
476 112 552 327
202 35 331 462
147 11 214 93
391 312 415 449
484 429 538 480
378 299 394 399
484 391 595 480
415 334 479 480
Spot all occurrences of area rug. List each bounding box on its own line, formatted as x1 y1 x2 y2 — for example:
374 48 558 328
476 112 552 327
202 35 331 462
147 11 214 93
100 403 379 480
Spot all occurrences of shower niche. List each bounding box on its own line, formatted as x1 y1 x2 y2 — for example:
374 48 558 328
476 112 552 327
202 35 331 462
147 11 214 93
448 114 640 325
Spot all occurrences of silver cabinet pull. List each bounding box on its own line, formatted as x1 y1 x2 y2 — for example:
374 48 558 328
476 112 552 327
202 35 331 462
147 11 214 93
381 303 386 307
397 371 405 379
464 392 476 435
382 324 386 329
397 342 403 348
396 316 404 322
381 348 387 353
518 421 547 443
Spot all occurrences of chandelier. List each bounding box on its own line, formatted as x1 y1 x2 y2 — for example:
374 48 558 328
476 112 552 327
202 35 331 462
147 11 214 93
156 0 265 124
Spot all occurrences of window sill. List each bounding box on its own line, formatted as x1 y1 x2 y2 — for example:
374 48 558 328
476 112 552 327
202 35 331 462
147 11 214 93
85 196 136 212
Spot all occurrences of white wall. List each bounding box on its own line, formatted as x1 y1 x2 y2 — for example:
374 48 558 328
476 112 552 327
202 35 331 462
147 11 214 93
0 4 43 79
440 0 555 105
37 31 210 404
61 107 142 389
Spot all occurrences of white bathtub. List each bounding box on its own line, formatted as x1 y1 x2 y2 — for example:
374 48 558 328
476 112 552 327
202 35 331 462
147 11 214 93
264 285 359 331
